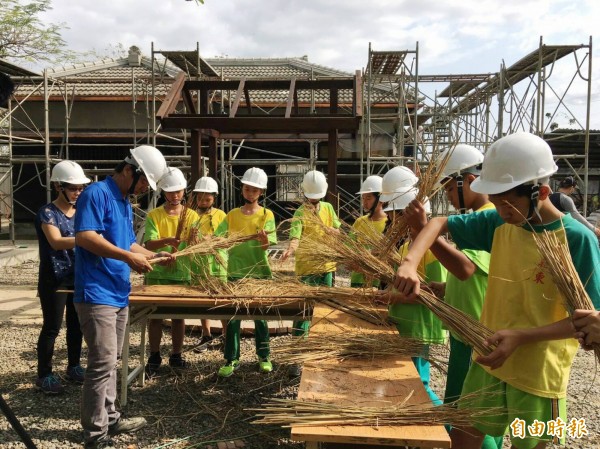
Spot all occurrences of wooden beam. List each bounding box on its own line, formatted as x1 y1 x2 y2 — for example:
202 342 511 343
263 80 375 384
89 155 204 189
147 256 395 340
285 78 296 118
160 116 360 133
244 86 252 115
327 129 338 207
229 78 246 118
208 134 218 178
330 88 338 115
354 70 363 118
182 88 196 115
156 72 186 119
191 129 202 183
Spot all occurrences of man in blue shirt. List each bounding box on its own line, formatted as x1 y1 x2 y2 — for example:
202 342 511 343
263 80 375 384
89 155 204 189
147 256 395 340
74 145 172 449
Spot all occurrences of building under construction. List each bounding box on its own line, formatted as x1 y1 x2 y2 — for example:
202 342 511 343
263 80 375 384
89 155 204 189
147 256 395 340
0 38 596 240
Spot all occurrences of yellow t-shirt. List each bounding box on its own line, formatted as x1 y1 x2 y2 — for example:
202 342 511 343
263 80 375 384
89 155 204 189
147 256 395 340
448 210 600 398
349 215 387 285
144 206 200 281
289 202 341 276
191 208 228 280
215 207 277 279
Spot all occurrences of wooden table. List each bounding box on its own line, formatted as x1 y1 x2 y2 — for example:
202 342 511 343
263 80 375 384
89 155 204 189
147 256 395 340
120 285 307 406
291 305 450 448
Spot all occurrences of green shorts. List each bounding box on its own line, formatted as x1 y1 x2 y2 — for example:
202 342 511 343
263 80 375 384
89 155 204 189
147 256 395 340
459 363 566 449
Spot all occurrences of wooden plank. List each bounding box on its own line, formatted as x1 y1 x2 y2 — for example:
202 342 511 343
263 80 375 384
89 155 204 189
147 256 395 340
229 78 246 118
290 305 450 448
285 78 296 118
156 72 186 119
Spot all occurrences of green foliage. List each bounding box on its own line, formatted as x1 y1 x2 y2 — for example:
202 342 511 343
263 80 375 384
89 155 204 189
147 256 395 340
0 0 71 63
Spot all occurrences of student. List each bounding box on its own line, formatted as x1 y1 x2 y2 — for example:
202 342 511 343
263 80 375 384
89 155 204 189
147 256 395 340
190 176 228 351
380 186 446 406
144 167 200 377
34 161 90 394
548 176 599 235
394 132 600 449
406 144 502 449
281 170 341 377
74 145 172 448
215 167 277 378
349 175 387 287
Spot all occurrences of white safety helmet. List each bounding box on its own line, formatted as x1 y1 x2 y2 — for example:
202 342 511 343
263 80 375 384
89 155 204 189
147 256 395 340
301 170 328 200
440 144 484 179
356 175 383 195
383 186 431 213
241 167 268 189
380 166 419 202
193 176 219 194
126 145 168 191
470 132 557 195
50 161 91 185
158 167 187 192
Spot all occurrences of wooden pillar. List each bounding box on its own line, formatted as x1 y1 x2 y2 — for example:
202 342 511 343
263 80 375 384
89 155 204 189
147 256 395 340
327 129 338 207
208 133 218 178
191 129 202 184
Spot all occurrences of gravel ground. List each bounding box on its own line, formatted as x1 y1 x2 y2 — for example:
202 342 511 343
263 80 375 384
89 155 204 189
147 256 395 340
1 259 599 448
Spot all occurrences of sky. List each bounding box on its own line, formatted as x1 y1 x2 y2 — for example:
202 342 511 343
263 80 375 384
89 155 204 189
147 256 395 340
37 0 600 127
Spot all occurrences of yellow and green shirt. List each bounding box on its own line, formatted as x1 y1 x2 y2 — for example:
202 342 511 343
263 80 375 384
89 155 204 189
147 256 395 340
144 206 200 282
191 208 228 281
443 203 494 342
215 207 277 279
448 210 600 398
389 243 447 344
349 214 387 286
289 201 341 276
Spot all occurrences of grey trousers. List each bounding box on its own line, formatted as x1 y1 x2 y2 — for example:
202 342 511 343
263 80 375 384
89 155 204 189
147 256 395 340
75 303 128 442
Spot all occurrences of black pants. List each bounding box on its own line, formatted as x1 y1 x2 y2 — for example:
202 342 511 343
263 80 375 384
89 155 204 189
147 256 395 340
36 278 83 378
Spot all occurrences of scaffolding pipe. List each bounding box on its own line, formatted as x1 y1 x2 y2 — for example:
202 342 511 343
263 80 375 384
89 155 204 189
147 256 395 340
43 69 51 204
584 36 592 214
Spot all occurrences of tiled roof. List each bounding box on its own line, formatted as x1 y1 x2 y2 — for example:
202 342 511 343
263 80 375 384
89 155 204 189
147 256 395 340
13 55 358 104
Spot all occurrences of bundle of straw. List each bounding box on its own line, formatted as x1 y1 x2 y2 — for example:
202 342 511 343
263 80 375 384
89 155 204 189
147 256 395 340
270 331 436 365
249 394 502 428
150 231 272 265
532 228 600 363
174 202 189 242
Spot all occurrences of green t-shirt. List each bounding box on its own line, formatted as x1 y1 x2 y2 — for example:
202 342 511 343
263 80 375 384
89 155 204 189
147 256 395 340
215 207 277 279
389 245 448 344
443 248 490 342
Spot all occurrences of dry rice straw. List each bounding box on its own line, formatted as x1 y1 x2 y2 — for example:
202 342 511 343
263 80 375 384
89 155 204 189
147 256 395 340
149 231 272 265
531 227 600 363
270 330 443 366
249 393 503 428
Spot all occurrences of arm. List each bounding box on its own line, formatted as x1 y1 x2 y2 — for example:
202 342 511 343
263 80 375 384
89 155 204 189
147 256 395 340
476 318 575 370
41 223 75 251
76 230 153 274
145 237 180 252
404 199 475 280
560 195 597 233
430 238 477 281
281 238 299 261
393 216 449 298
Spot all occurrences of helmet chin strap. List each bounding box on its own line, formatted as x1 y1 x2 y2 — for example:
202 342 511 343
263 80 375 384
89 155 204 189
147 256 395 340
368 193 380 217
128 167 142 195
525 184 542 225
60 184 77 208
455 174 467 214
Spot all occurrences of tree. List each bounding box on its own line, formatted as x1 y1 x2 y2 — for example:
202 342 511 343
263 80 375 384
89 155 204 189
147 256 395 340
0 0 70 63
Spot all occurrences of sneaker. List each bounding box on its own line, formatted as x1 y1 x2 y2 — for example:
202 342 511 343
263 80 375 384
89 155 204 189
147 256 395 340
145 353 162 378
84 435 116 449
193 335 214 353
108 416 148 436
35 374 64 394
168 353 189 369
258 357 273 373
217 360 240 378
287 364 302 378
66 365 85 384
